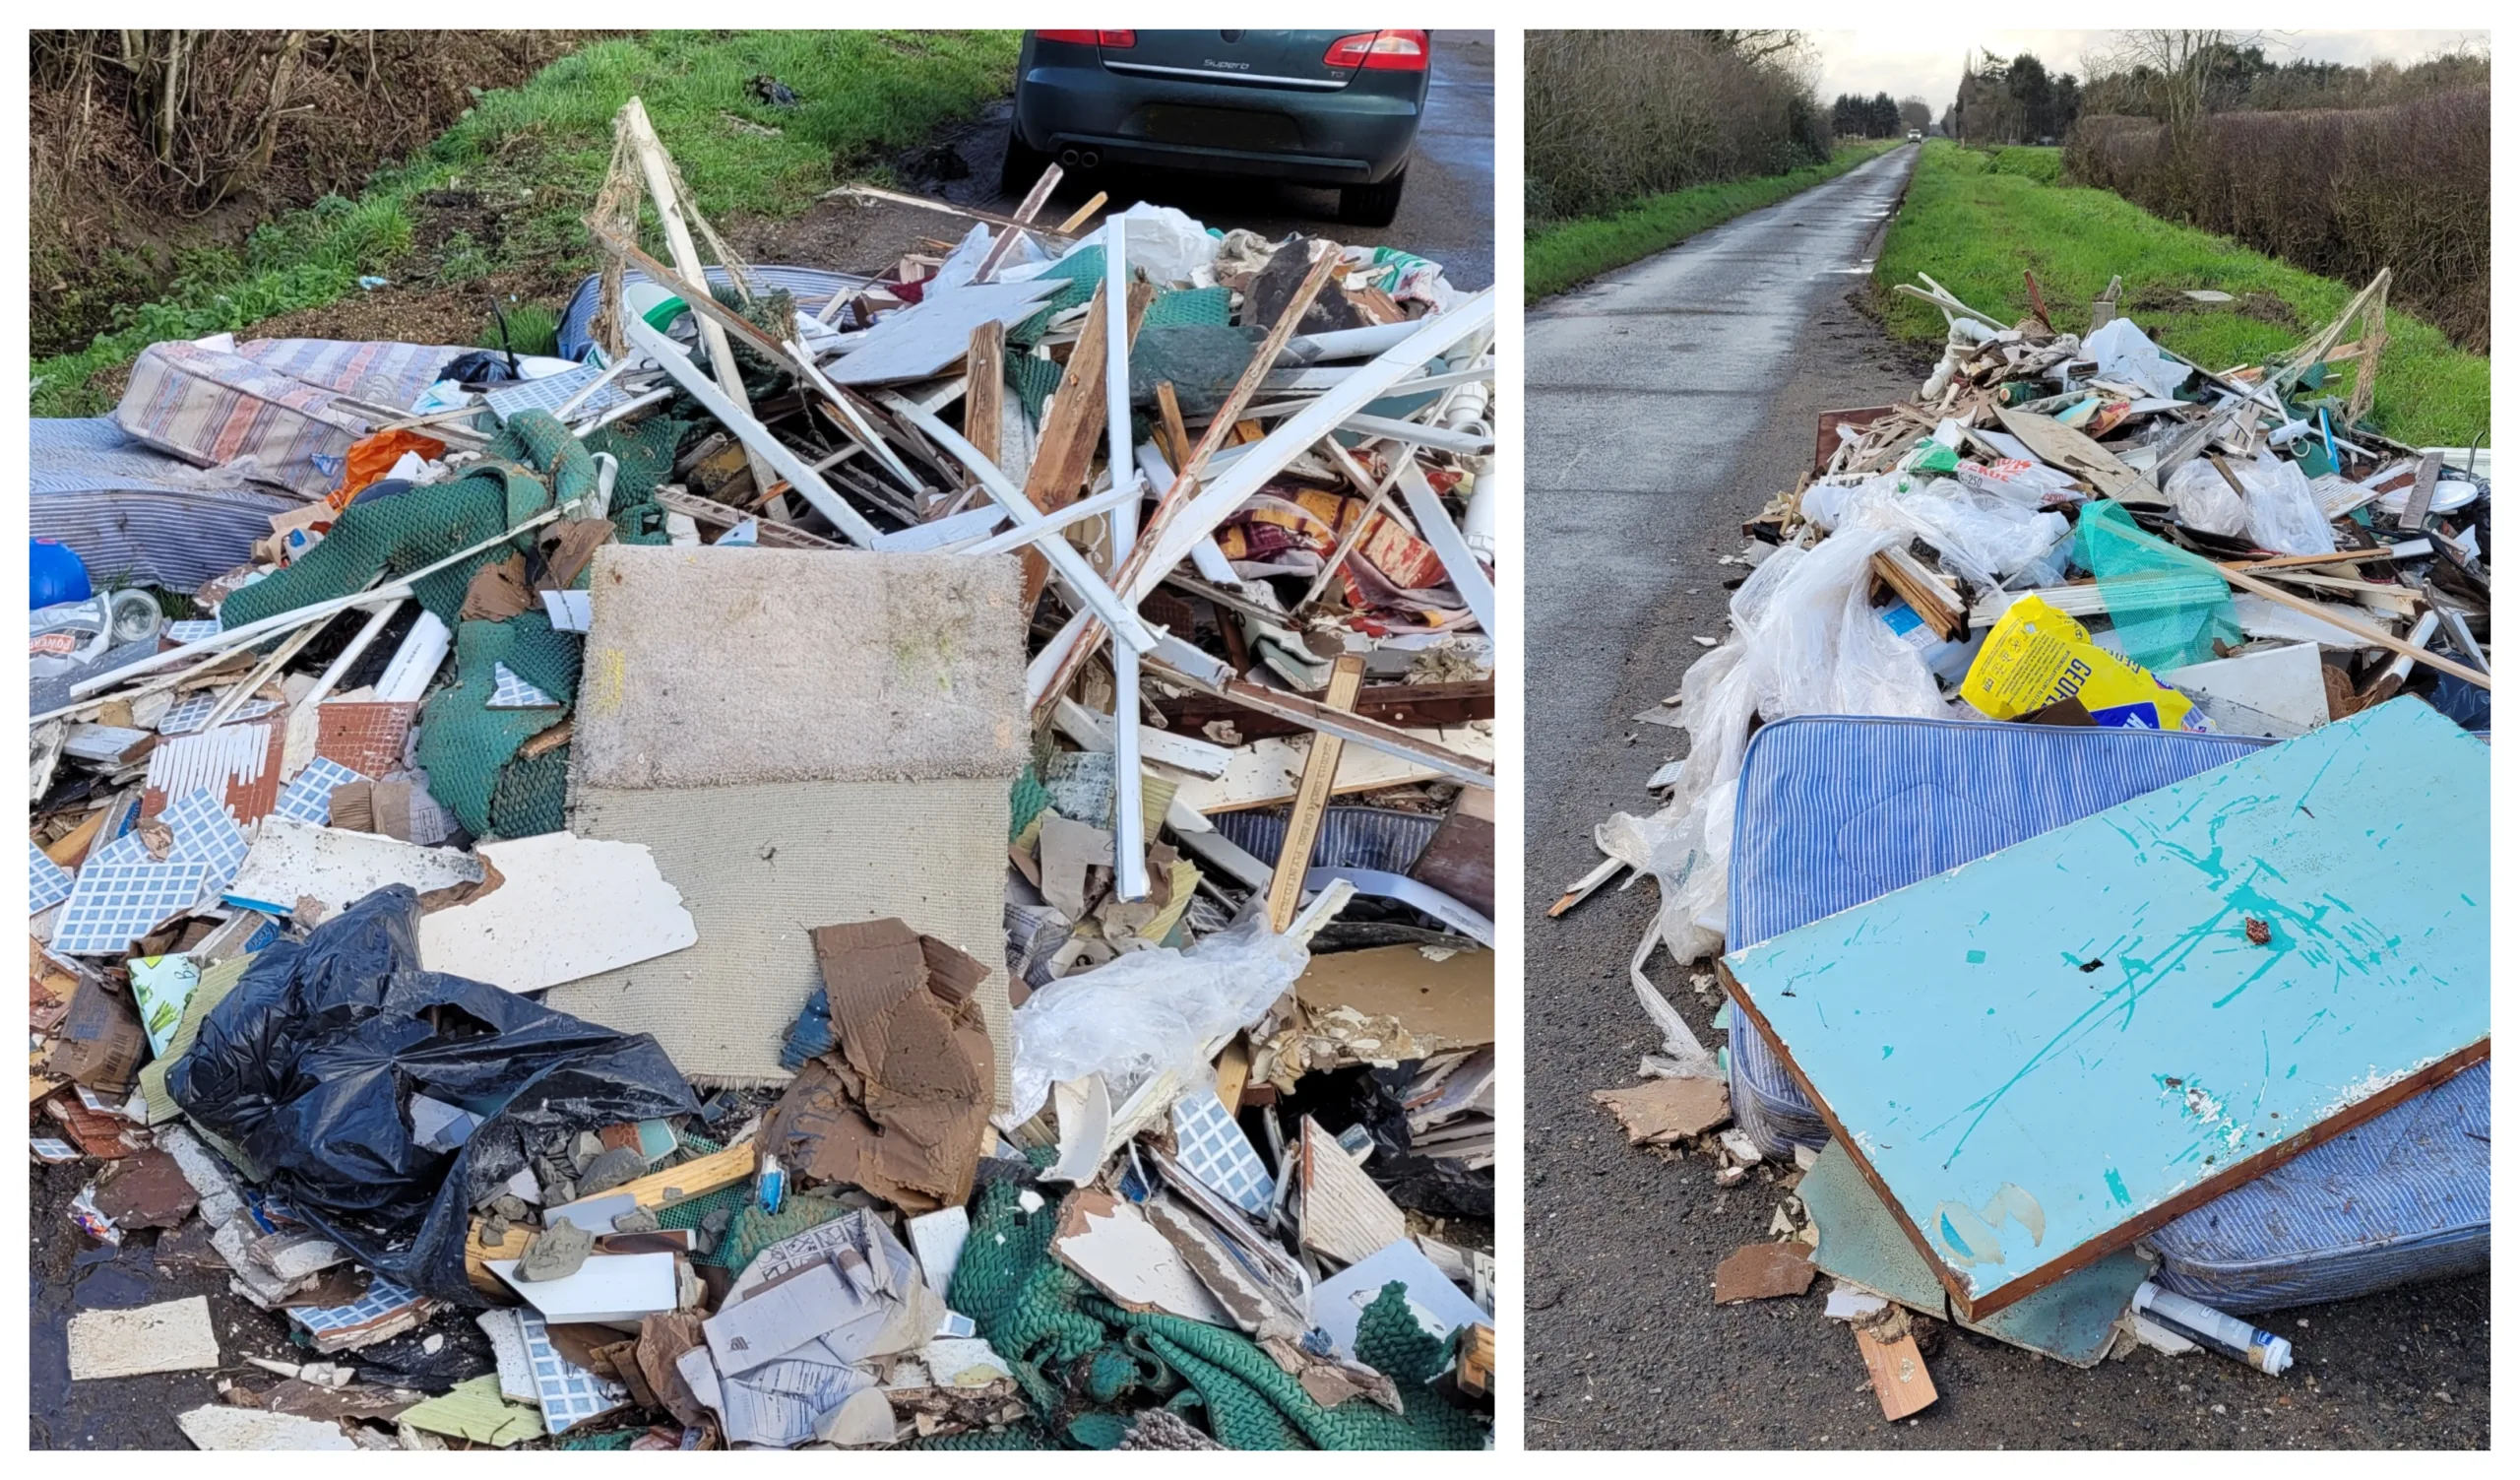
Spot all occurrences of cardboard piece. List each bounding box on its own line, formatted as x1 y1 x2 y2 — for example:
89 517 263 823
1713 1243 1817 1304
759 920 995 1213
416 832 698 994
1296 945 1495 1053
38 967 148 1091
67 1295 220 1378
1591 1076 1731 1146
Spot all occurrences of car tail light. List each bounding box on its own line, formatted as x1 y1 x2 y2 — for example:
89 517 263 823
1036 30 1135 48
1324 30 1428 72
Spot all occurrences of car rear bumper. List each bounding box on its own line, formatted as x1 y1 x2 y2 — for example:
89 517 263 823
1013 61 1419 184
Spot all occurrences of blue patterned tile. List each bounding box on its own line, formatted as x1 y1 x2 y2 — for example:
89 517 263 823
1170 1087 1275 1216
274 757 368 825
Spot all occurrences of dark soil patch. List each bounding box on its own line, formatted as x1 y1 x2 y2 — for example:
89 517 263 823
234 269 556 353
2236 290 2300 330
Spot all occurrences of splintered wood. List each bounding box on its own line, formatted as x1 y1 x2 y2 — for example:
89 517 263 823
1856 1325 1939 1420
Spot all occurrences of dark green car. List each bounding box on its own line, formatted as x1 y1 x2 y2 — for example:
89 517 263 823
1002 30 1431 227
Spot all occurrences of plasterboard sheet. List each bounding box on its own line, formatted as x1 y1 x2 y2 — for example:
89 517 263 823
223 816 484 917
551 778 1009 1099
418 831 696 995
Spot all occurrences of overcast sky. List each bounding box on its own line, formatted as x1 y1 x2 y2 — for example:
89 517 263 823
1811 30 2488 107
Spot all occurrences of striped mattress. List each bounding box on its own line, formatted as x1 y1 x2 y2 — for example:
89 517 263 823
31 418 304 593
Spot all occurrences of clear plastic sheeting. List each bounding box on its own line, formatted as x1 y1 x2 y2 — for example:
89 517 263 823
2226 452 2340 556
1005 881 1354 1126
2077 500 2242 673
2085 317 2192 402
2164 460 2250 538
1598 514 1947 981
1800 473 2071 591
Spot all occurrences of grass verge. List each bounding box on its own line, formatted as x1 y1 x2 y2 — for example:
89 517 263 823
1878 142 2488 447
33 29 1020 418
1526 142 1898 304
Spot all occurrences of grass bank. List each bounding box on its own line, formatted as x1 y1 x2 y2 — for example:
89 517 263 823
1526 141 1898 304
1878 142 2488 447
32 29 1021 418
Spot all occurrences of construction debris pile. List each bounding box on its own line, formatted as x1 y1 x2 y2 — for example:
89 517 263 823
31 96 1495 1451
1568 266 2488 1418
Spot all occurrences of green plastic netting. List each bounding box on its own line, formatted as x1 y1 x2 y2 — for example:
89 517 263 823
415 614 575 838
1009 767 1052 843
1008 247 1106 348
931 1176 1484 1451
2075 499 2241 673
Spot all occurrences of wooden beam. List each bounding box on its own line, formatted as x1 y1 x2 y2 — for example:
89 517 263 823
1053 191 1107 235
2217 565 2488 689
1264 654 1365 932
1155 680 1493 740
619 98 776 499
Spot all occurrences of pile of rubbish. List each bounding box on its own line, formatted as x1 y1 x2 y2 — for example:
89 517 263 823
1568 266 2488 1418
31 96 1495 1451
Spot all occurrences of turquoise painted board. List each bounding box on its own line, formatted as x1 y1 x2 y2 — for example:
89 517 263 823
1723 698 2489 1319
1802 1140 2146 1367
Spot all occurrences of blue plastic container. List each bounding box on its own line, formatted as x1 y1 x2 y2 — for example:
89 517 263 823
31 539 92 609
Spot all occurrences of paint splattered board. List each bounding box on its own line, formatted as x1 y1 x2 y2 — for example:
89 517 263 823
1720 697 2488 1319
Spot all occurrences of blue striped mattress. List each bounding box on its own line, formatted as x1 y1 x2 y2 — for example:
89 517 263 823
1723 714 2488 1309
32 418 303 593
2147 1062 2489 1312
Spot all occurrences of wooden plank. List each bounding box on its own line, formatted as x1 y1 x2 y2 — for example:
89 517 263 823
2219 564 2488 689
1155 680 1493 740
654 488 849 550
620 98 775 500
1052 191 1107 235
1993 406 2164 508
1856 1326 1939 1420
2398 450 2444 531
974 161 1061 283
1814 406 1896 476
961 319 1005 504
1721 698 2489 1321
1870 547 1965 640
1264 655 1364 932
1018 284 1114 604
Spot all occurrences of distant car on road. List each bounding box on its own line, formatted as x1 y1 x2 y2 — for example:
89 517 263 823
1907 129 1923 142
1003 30 1432 227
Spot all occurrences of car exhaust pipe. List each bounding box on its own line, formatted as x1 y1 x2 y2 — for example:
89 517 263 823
1078 150 1101 169
1058 149 1082 167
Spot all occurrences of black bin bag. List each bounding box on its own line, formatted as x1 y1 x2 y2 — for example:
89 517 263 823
170 885 699 1302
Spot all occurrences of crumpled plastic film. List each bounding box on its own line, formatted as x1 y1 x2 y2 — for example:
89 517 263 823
1600 509 1946 984
2076 499 2242 673
1006 901 1336 1126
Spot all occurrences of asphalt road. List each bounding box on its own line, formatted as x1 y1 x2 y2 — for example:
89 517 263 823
903 31 1494 291
1521 144 2490 1449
